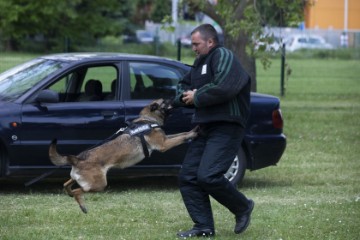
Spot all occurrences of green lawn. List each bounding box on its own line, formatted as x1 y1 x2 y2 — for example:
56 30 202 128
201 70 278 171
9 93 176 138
0 54 359 239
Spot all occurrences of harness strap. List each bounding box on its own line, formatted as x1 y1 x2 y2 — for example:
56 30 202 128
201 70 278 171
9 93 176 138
140 134 150 158
120 122 160 158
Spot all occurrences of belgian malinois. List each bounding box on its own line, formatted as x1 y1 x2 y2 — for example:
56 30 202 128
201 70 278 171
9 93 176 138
49 99 198 213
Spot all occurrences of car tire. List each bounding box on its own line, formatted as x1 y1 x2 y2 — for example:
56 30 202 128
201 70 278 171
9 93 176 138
224 148 247 185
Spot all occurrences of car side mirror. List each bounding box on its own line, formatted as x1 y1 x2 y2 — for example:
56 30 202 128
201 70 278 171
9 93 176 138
36 89 59 103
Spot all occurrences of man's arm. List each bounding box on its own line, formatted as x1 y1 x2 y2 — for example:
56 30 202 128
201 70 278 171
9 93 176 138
173 71 193 107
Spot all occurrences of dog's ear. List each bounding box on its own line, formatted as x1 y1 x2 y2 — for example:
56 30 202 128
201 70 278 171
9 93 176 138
150 102 160 112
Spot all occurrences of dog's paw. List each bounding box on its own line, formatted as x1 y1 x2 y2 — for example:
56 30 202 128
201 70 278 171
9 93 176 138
80 205 88 214
187 127 199 139
190 125 200 133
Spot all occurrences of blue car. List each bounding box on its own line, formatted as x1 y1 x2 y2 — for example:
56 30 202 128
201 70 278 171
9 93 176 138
0 53 286 184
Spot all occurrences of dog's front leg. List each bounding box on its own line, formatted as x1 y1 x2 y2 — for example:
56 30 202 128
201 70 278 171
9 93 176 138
158 129 198 152
166 126 199 139
165 132 189 139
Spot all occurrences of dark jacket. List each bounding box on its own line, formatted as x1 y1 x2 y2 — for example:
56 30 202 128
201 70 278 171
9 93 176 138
174 45 251 127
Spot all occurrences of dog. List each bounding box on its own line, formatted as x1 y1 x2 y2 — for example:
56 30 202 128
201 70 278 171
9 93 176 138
49 99 198 213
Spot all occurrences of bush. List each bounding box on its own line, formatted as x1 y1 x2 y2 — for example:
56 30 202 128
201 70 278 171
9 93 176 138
285 48 360 60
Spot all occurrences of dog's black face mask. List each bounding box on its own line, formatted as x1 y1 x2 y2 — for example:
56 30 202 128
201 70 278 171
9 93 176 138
162 98 174 115
150 99 174 119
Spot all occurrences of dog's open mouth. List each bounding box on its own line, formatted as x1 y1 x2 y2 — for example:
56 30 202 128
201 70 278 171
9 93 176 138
160 99 174 117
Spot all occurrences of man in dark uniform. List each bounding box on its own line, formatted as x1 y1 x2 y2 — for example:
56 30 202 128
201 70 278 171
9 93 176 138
174 24 254 238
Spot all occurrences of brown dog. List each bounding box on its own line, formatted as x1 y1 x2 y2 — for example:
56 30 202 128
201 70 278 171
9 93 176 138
49 99 198 213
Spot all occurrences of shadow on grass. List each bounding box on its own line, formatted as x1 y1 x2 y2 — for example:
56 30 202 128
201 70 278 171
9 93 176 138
0 174 291 195
0 176 181 194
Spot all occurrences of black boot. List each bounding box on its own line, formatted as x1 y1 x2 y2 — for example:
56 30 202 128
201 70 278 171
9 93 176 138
234 199 254 234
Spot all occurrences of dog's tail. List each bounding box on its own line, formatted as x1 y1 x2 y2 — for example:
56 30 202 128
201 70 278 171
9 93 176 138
49 139 79 166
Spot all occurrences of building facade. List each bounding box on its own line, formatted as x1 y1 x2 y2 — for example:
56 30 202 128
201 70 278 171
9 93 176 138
305 0 360 31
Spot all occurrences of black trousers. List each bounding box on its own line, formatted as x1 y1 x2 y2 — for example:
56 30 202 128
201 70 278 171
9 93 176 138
179 122 250 230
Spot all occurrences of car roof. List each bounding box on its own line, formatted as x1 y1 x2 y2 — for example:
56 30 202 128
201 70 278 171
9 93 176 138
40 52 181 64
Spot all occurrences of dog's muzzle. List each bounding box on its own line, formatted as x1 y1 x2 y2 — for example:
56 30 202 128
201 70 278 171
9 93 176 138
161 99 174 116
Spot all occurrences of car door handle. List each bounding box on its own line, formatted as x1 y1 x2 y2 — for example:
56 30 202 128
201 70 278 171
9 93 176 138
101 111 117 118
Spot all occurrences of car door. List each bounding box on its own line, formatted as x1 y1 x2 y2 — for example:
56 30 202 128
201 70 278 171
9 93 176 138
10 64 126 166
123 60 194 166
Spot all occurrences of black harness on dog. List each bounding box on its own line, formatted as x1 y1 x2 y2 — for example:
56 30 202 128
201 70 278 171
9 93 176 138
117 121 161 158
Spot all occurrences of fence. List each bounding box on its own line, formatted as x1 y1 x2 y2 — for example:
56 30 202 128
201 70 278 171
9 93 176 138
1 24 359 54
145 21 360 49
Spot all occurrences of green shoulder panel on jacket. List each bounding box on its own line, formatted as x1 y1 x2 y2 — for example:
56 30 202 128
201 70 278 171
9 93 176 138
215 47 234 85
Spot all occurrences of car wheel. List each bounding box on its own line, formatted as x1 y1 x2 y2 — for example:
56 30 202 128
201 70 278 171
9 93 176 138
224 148 247 185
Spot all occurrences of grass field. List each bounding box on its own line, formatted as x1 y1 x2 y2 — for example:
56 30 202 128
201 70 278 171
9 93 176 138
0 54 359 240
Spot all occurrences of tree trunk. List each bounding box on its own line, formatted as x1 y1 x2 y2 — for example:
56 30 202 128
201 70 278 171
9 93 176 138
225 33 257 92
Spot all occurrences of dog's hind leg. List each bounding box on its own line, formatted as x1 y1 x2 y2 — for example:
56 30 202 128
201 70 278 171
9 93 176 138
63 179 75 197
72 188 88 214
64 178 87 213
64 179 88 213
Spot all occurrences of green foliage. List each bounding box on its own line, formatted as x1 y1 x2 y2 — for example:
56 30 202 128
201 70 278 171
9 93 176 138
0 0 134 51
160 15 176 33
0 0 173 52
256 0 306 27
150 0 171 23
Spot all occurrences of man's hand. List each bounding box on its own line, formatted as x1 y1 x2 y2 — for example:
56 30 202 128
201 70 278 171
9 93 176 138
182 89 197 105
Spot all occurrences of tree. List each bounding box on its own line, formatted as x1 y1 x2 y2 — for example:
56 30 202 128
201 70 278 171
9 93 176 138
184 0 306 91
150 0 172 23
131 0 171 26
0 0 133 51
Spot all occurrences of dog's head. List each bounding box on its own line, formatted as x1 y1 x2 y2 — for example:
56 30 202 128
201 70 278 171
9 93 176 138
139 98 173 125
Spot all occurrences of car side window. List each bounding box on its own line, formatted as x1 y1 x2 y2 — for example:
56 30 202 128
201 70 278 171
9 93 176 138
79 66 118 101
129 62 182 100
48 72 79 102
48 65 118 102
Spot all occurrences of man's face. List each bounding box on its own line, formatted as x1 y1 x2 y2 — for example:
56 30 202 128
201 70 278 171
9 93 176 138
191 31 214 58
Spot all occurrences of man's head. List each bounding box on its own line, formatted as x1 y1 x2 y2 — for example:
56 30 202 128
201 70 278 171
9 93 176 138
191 24 219 57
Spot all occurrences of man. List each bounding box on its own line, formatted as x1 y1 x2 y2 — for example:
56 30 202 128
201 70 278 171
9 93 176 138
173 24 254 238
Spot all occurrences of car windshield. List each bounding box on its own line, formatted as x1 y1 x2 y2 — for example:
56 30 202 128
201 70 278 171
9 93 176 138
0 58 66 101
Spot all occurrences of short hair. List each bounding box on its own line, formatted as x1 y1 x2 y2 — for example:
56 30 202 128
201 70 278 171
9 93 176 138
191 24 219 45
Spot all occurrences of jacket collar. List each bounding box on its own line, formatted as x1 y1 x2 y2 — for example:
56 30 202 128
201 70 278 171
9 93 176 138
193 45 220 67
